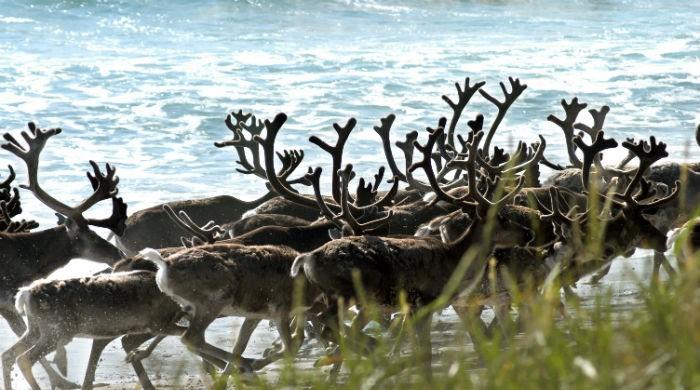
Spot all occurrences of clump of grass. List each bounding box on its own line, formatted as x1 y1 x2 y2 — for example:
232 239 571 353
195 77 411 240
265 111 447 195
206 177 700 389
212 254 699 390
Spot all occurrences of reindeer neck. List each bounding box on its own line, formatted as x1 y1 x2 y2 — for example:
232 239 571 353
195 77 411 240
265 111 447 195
245 190 277 208
10 226 77 283
446 220 489 260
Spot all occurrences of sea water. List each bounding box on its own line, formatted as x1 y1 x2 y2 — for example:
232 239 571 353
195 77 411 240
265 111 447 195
0 0 698 386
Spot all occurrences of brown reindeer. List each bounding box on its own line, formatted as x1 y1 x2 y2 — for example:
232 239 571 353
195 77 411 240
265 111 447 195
541 132 679 285
0 123 126 389
291 122 535 378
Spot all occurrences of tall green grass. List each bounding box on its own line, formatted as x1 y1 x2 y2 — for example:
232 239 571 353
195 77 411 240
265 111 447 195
215 259 698 389
205 166 700 389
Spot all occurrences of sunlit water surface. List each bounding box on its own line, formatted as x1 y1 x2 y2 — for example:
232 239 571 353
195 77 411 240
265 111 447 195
0 0 698 387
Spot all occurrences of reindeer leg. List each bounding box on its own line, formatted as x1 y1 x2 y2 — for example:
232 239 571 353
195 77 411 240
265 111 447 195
0 308 78 390
232 318 261 358
488 299 514 339
17 332 62 390
653 251 676 282
452 304 487 344
180 312 245 371
251 312 303 371
414 312 434 382
53 345 67 377
590 263 611 284
121 334 160 390
81 338 115 390
2 326 39 390
388 312 408 357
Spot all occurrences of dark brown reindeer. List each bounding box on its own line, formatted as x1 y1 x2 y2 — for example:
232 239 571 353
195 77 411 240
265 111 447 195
0 123 126 389
291 123 534 378
549 131 679 284
113 110 285 255
0 165 38 233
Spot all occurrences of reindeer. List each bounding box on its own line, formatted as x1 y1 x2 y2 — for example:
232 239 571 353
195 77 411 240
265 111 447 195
535 132 677 287
291 122 537 378
0 123 126 389
24 212 228 390
0 165 38 233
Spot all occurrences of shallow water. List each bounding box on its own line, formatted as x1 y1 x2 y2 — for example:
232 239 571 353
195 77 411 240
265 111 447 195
0 0 698 388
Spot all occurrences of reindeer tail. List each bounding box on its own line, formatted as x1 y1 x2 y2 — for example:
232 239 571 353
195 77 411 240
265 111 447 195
15 287 32 315
140 248 168 270
291 253 312 278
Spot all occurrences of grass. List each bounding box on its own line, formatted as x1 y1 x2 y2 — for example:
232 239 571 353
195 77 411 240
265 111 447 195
201 252 699 390
201 172 700 389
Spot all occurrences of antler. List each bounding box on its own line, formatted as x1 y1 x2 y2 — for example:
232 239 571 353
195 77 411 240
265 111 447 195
547 97 588 168
395 131 432 192
449 125 526 214
408 119 477 209
0 165 15 189
305 165 393 235
616 137 680 212
2 123 119 228
476 135 547 178
276 149 307 185
336 165 393 234
479 77 528 155
443 77 486 148
255 113 399 214
163 204 226 248
572 130 618 191
373 114 408 183
0 199 38 233
215 111 267 179
309 118 356 203
85 197 128 236
354 166 385 207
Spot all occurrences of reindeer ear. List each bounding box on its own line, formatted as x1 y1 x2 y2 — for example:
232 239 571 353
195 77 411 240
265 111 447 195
439 225 450 243
55 212 67 225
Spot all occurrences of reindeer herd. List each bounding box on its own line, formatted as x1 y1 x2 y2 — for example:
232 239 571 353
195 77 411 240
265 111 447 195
0 77 698 389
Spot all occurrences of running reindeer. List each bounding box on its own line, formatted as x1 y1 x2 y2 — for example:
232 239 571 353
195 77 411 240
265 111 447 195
0 123 126 390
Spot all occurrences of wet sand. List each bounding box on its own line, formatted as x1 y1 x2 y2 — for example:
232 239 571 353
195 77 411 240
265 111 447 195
0 253 663 389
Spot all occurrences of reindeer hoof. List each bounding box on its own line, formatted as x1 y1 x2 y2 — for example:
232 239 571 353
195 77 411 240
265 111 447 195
223 357 255 375
125 348 149 363
48 374 80 389
262 344 283 358
314 353 343 368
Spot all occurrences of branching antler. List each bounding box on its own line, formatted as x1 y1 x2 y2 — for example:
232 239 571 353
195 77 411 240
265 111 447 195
276 149 307 185
373 114 407 183
547 97 588 168
309 118 356 203
443 77 486 148
479 77 527 155
409 120 477 209
0 165 16 189
2 123 121 231
255 113 398 215
163 204 226 248
616 137 680 213
305 165 393 236
572 130 618 191
355 166 385 207
215 110 267 179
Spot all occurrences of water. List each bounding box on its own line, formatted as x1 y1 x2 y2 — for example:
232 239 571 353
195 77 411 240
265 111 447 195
0 0 698 387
